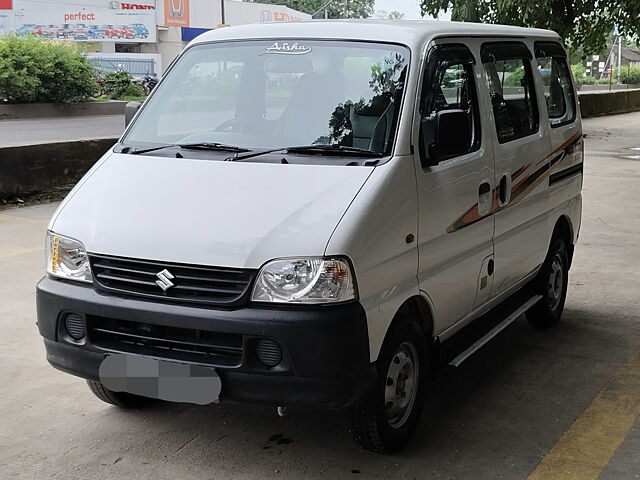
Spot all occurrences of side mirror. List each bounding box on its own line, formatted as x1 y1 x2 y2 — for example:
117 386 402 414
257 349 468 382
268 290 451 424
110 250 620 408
124 101 142 128
422 109 472 165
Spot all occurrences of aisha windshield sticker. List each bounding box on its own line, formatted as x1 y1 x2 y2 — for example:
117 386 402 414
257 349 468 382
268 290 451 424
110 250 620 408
260 41 313 55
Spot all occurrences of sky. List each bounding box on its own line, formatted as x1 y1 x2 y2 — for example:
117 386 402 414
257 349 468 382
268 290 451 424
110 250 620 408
374 0 452 20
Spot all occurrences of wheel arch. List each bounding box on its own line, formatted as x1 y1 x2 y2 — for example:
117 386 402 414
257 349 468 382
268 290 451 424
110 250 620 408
377 293 438 379
393 294 434 339
553 215 575 267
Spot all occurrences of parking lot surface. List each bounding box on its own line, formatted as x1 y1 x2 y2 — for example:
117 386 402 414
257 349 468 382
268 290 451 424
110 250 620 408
1 112 639 480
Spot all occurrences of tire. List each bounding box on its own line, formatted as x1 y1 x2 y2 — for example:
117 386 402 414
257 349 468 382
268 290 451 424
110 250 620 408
347 320 428 453
527 236 569 328
86 380 155 408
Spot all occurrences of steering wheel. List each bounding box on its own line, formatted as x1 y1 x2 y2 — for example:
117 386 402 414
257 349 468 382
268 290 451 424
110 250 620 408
214 119 246 132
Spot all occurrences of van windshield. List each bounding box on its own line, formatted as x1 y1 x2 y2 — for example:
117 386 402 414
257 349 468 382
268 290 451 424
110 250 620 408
122 40 409 157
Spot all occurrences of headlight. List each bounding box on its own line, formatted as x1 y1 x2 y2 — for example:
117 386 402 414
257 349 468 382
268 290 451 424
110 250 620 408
251 257 356 304
45 231 92 283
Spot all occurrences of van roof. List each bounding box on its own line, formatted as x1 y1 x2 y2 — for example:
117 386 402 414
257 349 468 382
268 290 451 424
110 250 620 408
190 19 560 51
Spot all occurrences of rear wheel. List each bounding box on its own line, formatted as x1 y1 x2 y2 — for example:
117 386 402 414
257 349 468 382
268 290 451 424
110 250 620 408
347 320 428 453
527 237 569 328
86 380 155 408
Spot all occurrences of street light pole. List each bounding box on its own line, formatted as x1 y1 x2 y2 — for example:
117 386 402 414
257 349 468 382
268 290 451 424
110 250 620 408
618 31 622 84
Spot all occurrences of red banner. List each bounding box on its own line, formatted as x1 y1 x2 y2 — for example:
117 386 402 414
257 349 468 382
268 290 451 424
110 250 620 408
0 0 13 10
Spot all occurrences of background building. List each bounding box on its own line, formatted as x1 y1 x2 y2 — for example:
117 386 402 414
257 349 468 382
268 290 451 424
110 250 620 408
0 0 310 76
612 46 640 68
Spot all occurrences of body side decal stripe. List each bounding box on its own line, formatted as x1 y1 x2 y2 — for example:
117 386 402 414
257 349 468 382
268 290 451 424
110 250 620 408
446 132 582 233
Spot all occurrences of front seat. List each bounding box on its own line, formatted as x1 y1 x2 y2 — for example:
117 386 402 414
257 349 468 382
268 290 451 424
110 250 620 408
280 72 344 144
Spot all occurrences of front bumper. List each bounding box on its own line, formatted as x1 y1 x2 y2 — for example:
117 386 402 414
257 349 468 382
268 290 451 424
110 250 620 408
36 276 374 408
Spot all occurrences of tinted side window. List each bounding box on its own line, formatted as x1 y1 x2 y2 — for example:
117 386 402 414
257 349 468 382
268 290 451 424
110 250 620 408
482 43 539 143
419 44 481 163
535 43 576 127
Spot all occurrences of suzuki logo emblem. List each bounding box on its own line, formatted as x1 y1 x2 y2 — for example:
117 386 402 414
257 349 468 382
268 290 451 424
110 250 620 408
155 269 175 292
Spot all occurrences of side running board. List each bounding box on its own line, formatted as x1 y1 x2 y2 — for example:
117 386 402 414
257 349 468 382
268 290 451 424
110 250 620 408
449 294 543 367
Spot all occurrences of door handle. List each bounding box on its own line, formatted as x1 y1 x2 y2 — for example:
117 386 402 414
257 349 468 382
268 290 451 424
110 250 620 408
498 174 511 207
478 181 492 216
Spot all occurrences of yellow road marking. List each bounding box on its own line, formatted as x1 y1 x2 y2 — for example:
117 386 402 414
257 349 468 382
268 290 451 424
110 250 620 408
527 349 640 480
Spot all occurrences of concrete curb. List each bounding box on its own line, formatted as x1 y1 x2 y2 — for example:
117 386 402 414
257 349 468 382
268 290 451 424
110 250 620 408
578 89 640 118
0 138 117 201
0 101 126 121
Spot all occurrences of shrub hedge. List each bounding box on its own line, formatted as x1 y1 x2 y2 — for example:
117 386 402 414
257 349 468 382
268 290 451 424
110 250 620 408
618 66 640 85
103 70 133 99
0 34 96 103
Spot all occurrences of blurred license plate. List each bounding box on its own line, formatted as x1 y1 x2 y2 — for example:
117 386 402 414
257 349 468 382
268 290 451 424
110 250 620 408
99 354 221 405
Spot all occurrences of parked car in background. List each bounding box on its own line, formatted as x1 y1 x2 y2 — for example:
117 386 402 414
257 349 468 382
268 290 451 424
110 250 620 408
88 25 105 39
73 24 89 40
102 24 123 39
55 24 73 39
16 24 37 35
117 25 137 39
39 25 58 38
28 25 43 36
130 23 149 39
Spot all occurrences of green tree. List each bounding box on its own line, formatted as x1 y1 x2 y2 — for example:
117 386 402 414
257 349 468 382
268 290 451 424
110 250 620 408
618 66 640 85
102 70 134 99
374 10 405 19
419 0 640 54
503 66 525 87
257 0 374 19
386 10 405 20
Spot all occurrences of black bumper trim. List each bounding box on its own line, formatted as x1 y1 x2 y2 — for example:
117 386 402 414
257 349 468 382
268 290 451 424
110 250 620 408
37 276 374 408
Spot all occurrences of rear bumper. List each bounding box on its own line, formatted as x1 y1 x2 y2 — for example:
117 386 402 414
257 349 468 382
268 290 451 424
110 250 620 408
36 276 375 408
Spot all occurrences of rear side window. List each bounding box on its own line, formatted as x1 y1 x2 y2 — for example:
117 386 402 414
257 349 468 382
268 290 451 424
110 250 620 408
481 42 539 143
535 42 576 127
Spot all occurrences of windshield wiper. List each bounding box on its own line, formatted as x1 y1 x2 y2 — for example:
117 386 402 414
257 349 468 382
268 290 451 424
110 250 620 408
285 145 383 157
179 142 250 152
127 142 250 155
226 144 383 162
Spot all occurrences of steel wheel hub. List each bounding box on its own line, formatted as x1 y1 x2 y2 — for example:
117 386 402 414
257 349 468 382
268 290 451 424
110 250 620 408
384 341 419 429
548 253 564 310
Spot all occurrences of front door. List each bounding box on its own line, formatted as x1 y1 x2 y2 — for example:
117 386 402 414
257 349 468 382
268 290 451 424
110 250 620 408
414 41 495 335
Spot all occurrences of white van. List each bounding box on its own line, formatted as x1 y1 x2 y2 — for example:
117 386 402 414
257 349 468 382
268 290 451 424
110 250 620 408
36 20 583 452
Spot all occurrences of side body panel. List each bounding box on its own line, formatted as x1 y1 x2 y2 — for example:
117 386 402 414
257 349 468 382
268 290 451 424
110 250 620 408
324 158 419 361
543 45 584 245
482 38 552 296
433 37 583 342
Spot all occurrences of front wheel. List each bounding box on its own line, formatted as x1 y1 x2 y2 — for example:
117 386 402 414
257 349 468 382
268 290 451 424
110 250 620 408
347 320 428 453
527 237 569 328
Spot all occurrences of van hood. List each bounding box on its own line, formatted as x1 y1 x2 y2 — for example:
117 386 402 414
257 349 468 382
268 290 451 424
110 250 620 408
51 153 373 269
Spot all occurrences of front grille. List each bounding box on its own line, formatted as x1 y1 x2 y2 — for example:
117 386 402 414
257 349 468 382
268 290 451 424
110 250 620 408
89 254 255 307
87 316 243 367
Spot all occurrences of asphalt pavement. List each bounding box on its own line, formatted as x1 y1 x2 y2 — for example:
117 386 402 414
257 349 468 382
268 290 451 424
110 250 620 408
0 112 639 479
0 115 124 147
